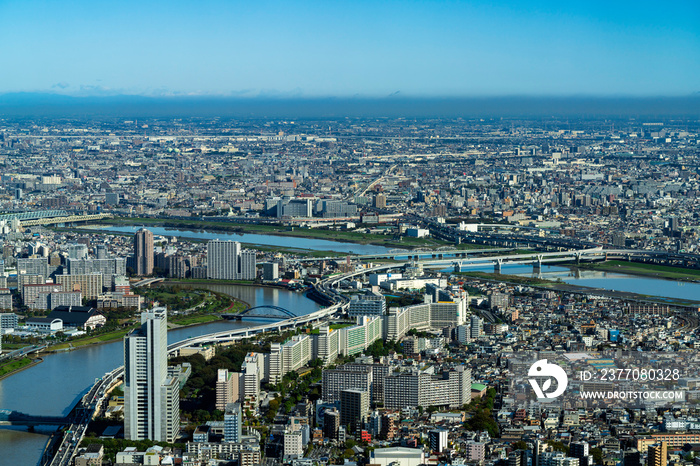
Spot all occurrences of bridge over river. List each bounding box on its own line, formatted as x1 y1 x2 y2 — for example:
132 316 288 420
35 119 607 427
0 409 68 427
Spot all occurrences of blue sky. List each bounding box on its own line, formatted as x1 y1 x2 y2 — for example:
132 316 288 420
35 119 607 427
0 0 698 97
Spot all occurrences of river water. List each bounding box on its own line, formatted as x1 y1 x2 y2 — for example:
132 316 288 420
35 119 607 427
455 263 700 303
0 285 321 466
91 225 395 255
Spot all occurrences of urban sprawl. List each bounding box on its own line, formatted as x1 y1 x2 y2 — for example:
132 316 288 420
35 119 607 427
0 117 699 466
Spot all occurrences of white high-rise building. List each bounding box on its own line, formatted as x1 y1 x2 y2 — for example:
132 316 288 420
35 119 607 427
240 353 264 414
268 335 312 384
470 315 483 339
224 402 242 443
124 307 180 442
207 240 256 280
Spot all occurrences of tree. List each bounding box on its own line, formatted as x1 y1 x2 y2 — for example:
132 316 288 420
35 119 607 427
512 440 528 451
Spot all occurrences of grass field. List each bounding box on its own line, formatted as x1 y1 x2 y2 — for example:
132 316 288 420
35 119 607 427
0 357 36 378
51 327 137 350
170 314 222 326
456 271 559 287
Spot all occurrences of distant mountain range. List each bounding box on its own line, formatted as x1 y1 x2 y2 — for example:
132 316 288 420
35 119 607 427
0 92 698 118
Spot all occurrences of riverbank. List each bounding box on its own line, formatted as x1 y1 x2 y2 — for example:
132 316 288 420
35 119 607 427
91 216 478 250
572 260 700 283
53 225 350 258
0 357 42 381
44 288 250 353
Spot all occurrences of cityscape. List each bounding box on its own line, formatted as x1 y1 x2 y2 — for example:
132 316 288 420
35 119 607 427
0 114 698 466
0 1 699 466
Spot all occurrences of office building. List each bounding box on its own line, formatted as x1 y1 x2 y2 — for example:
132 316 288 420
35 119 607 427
207 240 256 280
105 192 119 205
276 198 312 218
124 307 180 442
134 228 154 276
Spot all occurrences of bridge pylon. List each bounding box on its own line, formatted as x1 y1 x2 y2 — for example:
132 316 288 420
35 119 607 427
494 259 503 274
533 255 543 272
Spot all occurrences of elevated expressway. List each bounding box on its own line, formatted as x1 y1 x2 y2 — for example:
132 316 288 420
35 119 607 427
0 210 113 227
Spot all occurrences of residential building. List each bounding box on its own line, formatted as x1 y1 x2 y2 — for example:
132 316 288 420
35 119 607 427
268 334 311 384
216 369 240 411
312 326 338 365
322 366 372 403
348 291 386 318
223 402 242 443
340 389 369 432
124 307 180 442
207 240 256 280
56 273 103 299
134 228 154 276
429 429 448 453
648 442 667 466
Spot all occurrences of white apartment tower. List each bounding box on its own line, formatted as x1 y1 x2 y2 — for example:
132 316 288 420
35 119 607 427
207 240 256 280
124 307 180 442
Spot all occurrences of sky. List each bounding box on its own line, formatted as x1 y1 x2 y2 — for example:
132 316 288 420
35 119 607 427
0 0 698 98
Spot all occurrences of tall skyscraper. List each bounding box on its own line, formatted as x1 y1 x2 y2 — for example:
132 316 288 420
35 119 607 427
124 307 179 442
207 240 256 280
134 228 154 276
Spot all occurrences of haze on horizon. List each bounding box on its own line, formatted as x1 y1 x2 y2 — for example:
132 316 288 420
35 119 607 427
0 0 698 99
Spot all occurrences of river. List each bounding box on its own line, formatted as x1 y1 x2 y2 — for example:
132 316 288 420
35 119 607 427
454 263 700 303
89 225 395 255
0 285 321 466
